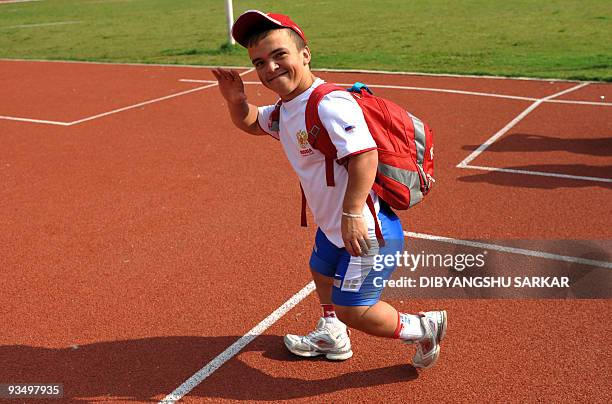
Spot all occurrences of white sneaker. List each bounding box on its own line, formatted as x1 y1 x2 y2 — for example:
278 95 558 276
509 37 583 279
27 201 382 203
412 310 447 369
284 317 353 361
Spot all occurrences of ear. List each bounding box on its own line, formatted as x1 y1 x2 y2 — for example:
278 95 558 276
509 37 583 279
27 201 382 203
302 46 311 65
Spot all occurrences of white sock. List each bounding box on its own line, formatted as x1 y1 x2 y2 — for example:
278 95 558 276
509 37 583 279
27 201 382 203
396 313 425 341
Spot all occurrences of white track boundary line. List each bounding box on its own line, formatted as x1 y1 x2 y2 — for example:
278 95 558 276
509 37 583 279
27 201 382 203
159 281 316 404
69 68 255 125
2 68 606 128
0 57 592 82
179 79 540 102
547 99 611 107
0 85 217 126
457 82 590 168
313 68 587 82
0 69 254 126
405 232 612 269
459 164 612 183
160 231 609 402
68 83 219 126
0 115 69 126
182 79 612 106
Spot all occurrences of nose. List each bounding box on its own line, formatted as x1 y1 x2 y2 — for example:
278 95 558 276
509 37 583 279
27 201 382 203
263 60 280 74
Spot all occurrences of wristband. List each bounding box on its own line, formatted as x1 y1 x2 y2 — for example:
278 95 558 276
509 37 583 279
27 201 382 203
342 212 363 218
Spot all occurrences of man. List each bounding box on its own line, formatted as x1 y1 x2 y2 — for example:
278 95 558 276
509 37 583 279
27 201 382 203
212 10 446 368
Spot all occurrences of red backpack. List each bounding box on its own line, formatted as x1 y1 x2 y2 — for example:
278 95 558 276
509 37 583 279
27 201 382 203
271 82 435 242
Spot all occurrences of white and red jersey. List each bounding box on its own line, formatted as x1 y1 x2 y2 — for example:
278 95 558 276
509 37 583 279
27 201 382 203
257 78 380 247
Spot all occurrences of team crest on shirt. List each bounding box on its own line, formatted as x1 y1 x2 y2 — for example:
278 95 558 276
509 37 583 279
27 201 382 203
296 130 314 156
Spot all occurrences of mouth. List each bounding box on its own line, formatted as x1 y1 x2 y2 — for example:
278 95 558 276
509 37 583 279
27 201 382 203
268 72 288 82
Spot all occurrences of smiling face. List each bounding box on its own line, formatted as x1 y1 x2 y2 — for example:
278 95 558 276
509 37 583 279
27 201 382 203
248 29 314 101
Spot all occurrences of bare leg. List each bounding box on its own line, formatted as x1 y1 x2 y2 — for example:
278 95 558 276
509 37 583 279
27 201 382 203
334 300 399 338
311 269 399 337
310 268 334 305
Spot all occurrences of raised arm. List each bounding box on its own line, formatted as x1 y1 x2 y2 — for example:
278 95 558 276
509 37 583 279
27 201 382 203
211 68 267 136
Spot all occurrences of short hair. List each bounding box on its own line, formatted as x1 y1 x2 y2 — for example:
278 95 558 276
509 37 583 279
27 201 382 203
246 27 306 51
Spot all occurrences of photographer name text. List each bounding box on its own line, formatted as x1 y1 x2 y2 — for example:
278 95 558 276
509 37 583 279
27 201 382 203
373 276 570 288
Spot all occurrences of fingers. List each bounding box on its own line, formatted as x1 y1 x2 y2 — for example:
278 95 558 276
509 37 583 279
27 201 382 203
223 69 235 81
344 240 361 257
212 68 228 83
358 238 370 255
344 240 357 257
341 215 374 257
212 68 238 82
344 236 371 257
230 69 242 81
363 235 372 251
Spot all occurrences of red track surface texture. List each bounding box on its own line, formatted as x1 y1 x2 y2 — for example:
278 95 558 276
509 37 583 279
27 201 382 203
1 60 610 403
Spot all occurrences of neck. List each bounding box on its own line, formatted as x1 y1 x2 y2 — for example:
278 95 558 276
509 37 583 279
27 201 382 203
281 72 316 101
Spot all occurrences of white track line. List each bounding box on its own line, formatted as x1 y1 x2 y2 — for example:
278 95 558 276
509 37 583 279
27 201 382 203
180 79 224 83
68 83 219 126
2 67 605 129
68 68 254 125
159 281 316 404
405 232 612 269
179 79 540 102
2 21 81 29
346 83 536 101
160 230 610 402
314 67 589 83
0 115 69 126
457 82 590 168
182 79 612 106
0 69 254 126
547 99 611 107
460 164 612 183
0 57 591 82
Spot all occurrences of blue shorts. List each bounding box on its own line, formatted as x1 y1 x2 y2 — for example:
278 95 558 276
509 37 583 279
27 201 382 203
309 204 404 307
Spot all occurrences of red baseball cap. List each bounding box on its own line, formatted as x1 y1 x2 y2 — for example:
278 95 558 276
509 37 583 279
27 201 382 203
232 10 307 48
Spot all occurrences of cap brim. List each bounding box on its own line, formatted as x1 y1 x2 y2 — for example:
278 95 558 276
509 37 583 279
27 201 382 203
232 10 283 47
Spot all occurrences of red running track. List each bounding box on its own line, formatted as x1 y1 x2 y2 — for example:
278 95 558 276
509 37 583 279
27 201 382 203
0 60 610 403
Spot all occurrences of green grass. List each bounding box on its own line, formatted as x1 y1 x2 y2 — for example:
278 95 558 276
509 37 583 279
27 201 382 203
1 0 611 81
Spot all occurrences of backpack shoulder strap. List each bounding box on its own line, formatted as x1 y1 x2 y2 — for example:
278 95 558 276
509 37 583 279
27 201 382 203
268 99 282 135
305 83 345 187
305 83 345 147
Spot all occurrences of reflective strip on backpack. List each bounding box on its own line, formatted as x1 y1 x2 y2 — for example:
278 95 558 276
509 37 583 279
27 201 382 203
409 112 426 166
378 163 424 207
415 162 430 192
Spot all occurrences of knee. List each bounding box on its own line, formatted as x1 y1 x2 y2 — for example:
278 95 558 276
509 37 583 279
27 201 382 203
310 268 335 286
334 306 365 329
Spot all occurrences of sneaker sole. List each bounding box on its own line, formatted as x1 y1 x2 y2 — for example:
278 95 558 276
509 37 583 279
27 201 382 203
413 345 440 369
325 350 353 361
283 336 353 361
413 310 447 369
438 310 448 343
